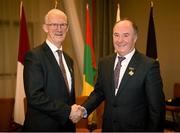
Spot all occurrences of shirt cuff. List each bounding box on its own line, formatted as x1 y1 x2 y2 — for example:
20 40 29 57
82 107 87 118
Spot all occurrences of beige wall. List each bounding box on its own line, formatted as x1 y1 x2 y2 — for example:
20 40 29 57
0 0 180 100
119 0 180 99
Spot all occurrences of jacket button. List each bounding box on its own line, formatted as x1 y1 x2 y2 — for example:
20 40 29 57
113 120 117 123
113 104 117 108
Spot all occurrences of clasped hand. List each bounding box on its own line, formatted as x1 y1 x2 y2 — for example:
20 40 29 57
69 104 86 123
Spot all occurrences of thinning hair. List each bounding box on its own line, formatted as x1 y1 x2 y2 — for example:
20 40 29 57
44 9 67 24
114 18 138 35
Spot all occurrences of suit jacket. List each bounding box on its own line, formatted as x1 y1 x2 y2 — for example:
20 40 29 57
83 50 165 132
23 42 75 131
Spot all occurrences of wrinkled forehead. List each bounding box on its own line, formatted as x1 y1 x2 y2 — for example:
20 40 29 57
45 9 67 23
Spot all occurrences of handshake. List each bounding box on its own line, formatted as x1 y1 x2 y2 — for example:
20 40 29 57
69 104 87 123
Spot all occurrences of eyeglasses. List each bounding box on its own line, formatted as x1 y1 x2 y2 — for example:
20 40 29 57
46 23 68 30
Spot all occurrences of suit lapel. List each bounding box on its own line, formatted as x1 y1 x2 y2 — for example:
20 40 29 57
110 55 117 97
42 43 61 75
63 52 75 96
42 43 73 77
116 51 139 96
42 43 74 96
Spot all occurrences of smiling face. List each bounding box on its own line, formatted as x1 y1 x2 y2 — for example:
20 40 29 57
113 20 137 56
43 9 68 48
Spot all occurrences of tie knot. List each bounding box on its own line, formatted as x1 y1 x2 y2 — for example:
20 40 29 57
118 56 126 63
57 50 63 56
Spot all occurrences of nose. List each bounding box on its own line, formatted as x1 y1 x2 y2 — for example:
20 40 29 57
114 33 124 43
57 25 63 30
117 35 123 43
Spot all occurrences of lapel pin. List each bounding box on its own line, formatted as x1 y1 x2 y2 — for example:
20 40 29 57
128 70 134 76
128 67 135 76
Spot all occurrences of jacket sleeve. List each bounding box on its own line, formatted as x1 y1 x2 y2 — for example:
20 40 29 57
145 60 165 131
82 60 105 115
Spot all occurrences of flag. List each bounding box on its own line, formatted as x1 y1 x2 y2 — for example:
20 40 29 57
82 4 96 96
146 2 157 60
82 3 97 125
14 1 30 125
116 3 120 22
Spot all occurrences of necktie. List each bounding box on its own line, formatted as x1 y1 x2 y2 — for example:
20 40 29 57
57 50 70 93
114 56 126 90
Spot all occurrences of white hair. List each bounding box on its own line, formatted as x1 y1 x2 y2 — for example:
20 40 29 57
44 9 67 24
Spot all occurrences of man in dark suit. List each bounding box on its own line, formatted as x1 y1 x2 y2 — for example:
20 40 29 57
23 9 82 131
78 19 165 131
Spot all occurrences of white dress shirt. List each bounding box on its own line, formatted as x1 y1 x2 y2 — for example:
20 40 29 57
46 39 72 92
114 48 135 95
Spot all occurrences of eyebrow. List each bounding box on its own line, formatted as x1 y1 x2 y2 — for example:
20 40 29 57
113 32 130 35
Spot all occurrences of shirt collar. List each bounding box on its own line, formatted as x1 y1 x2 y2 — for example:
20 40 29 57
116 48 135 60
46 39 62 53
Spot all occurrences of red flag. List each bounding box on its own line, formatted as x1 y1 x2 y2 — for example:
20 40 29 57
14 1 30 125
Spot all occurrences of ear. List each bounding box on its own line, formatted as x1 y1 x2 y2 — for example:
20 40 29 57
42 24 48 33
134 35 138 43
66 25 69 32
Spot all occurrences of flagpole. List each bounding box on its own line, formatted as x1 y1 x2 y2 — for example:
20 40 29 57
116 3 120 22
150 1 153 7
54 0 58 9
20 1 22 18
115 3 121 52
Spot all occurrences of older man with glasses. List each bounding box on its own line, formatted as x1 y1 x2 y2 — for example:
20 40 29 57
22 9 82 132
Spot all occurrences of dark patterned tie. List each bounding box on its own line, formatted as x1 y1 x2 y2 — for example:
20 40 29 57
114 56 126 89
57 50 69 93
